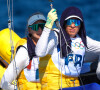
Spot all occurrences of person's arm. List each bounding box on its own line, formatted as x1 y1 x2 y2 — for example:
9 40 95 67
86 36 100 54
35 9 58 57
84 36 100 62
35 27 58 57
1 47 29 90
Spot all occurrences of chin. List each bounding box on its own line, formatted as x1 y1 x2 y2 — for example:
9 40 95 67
37 36 40 39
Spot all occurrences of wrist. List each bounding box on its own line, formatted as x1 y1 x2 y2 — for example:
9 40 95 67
45 22 53 29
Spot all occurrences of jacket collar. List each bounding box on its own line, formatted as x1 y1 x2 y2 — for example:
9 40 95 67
27 35 36 60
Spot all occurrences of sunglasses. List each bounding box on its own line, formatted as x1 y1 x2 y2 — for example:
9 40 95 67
66 19 81 26
28 23 45 31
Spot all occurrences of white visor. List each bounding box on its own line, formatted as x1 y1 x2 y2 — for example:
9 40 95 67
28 14 46 26
65 15 83 21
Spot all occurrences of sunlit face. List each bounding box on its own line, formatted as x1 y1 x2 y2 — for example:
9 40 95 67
28 20 45 42
65 18 81 38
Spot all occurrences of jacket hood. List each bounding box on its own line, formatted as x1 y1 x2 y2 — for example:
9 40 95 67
59 7 87 57
60 7 84 28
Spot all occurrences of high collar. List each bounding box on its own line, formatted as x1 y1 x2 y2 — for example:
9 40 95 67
27 36 36 60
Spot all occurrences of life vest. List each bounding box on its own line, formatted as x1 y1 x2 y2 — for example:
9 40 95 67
14 38 41 90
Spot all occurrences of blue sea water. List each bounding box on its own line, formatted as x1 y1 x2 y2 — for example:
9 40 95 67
0 0 100 41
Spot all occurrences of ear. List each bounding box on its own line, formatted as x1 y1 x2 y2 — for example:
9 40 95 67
28 27 32 33
29 33 32 37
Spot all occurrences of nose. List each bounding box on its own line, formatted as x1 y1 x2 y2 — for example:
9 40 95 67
38 27 42 32
70 22 75 28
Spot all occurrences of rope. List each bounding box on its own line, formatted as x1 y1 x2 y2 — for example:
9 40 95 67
59 29 63 90
7 0 14 63
7 0 17 89
7 0 11 20
71 55 85 90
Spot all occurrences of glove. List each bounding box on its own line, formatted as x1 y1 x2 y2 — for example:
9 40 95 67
45 9 58 29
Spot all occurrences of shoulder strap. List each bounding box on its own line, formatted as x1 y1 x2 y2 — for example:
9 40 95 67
53 28 59 36
16 45 27 53
14 38 27 51
14 38 27 55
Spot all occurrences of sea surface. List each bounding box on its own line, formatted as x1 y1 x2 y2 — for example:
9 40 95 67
0 0 100 40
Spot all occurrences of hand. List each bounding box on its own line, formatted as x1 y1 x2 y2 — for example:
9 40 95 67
45 9 58 29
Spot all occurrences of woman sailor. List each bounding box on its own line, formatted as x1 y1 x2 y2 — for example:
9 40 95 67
1 12 46 90
35 7 100 89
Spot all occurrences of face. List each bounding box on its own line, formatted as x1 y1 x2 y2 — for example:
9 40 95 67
65 18 81 38
28 20 45 43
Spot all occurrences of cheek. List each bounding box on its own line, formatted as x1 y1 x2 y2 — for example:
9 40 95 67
65 27 69 32
76 27 80 33
32 33 38 37
76 28 79 32
29 30 36 36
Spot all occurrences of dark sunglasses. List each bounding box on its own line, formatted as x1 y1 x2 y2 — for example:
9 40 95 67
66 19 81 26
28 23 45 31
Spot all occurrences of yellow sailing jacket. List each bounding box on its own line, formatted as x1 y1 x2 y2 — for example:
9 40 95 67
39 55 80 90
